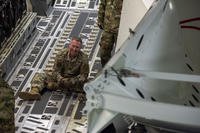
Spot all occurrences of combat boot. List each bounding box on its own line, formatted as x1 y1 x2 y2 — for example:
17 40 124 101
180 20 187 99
18 87 41 100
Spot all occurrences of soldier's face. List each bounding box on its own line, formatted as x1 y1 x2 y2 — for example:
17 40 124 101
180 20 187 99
69 39 81 57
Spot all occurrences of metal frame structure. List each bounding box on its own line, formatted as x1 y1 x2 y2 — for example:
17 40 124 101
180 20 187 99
83 0 200 132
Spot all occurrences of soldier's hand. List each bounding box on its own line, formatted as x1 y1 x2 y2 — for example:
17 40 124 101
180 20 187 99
59 78 72 88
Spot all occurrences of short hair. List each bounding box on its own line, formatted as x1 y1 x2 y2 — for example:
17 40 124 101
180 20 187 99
71 36 82 45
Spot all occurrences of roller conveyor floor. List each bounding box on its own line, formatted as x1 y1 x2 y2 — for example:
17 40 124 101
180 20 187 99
6 2 102 132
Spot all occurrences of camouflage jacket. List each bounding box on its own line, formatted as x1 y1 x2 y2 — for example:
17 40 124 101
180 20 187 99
98 0 123 33
52 48 89 84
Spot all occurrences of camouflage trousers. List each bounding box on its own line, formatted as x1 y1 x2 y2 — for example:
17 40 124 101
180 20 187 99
99 31 118 67
31 73 85 93
0 78 14 133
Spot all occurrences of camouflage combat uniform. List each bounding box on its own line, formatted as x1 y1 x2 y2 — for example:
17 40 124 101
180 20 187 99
98 0 123 67
19 48 89 100
0 76 15 133
32 48 89 92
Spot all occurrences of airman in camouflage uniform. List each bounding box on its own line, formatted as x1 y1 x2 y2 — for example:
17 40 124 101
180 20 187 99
18 37 89 100
0 72 15 132
98 0 123 67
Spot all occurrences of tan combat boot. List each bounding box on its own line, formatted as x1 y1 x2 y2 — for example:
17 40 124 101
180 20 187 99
18 87 41 100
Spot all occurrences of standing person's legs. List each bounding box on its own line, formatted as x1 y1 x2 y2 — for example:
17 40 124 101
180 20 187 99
99 31 115 67
0 77 15 132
